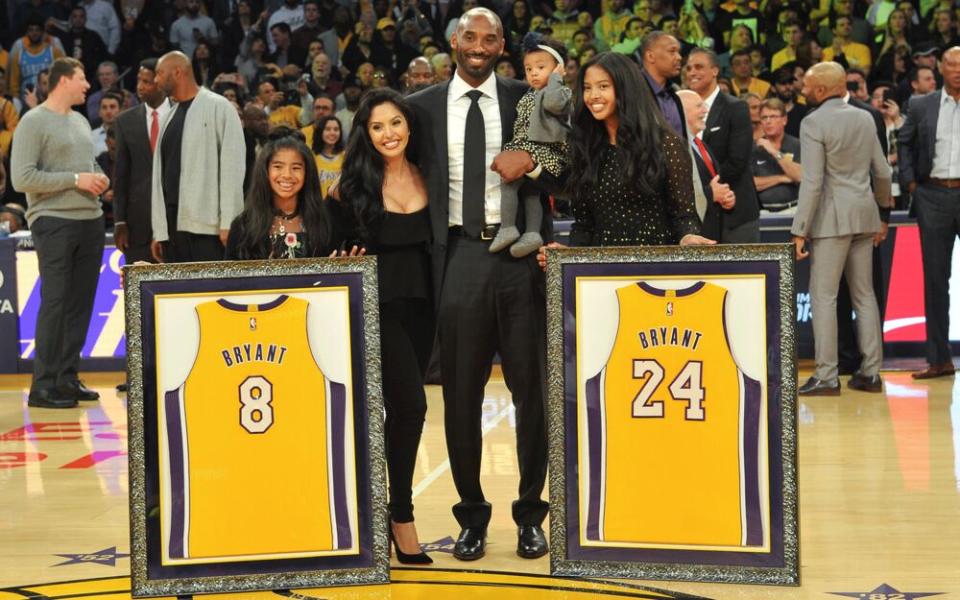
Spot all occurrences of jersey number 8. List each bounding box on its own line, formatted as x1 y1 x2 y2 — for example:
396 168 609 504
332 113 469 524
239 375 274 433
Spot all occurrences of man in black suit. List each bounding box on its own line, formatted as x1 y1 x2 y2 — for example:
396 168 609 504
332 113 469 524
678 89 736 240
114 58 171 264
898 46 960 380
684 47 761 243
407 7 559 562
835 77 891 375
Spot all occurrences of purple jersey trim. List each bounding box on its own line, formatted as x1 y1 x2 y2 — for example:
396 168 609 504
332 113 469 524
216 295 289 312
164 387 186 559
743 374 763 546
584 372 604 541
329 380 351 549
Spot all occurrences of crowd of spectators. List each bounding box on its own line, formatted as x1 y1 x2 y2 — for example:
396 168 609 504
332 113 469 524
1 0 955 226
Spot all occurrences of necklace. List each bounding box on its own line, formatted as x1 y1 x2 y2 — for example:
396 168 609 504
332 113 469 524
273 207 300 235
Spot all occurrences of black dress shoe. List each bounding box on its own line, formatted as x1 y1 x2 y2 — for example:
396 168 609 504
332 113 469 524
61 380 99 401
28 388 78 409
847 373 883 392
453 527 486 561
798 376 841 396
517 525 548 559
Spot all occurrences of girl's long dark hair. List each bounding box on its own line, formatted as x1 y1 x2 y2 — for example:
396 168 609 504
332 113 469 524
311 115 345 156
336 88 418 240
231 135 330 259
566 52 666 204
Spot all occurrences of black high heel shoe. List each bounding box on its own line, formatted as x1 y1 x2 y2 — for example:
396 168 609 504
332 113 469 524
390 526 433 565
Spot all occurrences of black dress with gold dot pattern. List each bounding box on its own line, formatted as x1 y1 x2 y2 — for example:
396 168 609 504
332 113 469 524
569 132 700 247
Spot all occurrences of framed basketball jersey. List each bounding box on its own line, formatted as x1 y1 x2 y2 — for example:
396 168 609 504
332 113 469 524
545 246 800 586
125 258 389 597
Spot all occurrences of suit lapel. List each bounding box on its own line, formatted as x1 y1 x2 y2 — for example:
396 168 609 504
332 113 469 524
133 104 153 157
927 90 941 142
705 94 723 142
496 76 519 145
433 82 450 226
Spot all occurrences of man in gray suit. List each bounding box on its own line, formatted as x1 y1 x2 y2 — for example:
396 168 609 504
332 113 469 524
791 62 893 396
898 47 960 380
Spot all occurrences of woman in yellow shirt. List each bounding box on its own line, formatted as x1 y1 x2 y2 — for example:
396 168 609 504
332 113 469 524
312 115 345 198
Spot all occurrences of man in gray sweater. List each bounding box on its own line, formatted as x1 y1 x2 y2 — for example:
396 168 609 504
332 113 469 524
11 57 110 409
150 51 245 263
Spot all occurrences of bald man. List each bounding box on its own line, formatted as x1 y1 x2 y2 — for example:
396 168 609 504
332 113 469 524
149 51 245 263
899 46 960 379
791 62 892 396
404 57 435 94
678 89 735 240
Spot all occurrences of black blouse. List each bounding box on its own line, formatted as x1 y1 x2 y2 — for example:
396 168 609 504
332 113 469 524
328 200 432 305
569 132 700 247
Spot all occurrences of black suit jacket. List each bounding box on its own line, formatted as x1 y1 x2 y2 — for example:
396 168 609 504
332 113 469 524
691 140 723 240
407 76 558 305
898 90 941 187
849 96 888 156
702 91 760 228
113 103 155 260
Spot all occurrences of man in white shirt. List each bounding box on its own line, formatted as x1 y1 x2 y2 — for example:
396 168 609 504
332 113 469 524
407 7 563 564
169 0 220 60
267 0 305 52
80 0 120 54
91 91 121 156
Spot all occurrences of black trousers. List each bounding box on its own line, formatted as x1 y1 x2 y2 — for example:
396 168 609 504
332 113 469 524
439 235 549 529
380 298 434 523
30 216 105 392
914 184 960 364
162 230 224 263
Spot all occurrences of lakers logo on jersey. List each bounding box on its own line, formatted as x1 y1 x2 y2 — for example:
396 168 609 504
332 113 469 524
159 295 357 565
581 281 763 549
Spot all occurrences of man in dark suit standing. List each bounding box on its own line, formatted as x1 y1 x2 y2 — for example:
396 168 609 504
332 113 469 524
407 7 558 562
898 46 960 379
684 47 761 243
638 32 709 222
827 75 893 376
678 89 736 240
114 58 171 264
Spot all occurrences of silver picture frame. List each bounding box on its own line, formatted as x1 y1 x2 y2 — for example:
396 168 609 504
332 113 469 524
545 244 800 586
125 257 389 597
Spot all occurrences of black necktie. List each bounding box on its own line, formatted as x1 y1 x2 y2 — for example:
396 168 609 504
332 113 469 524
463 89 485 236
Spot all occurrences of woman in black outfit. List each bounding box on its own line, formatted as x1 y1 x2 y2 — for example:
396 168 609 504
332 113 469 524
538 53 713 268
564 52 712 248
226 131 356 260
328 88 433 564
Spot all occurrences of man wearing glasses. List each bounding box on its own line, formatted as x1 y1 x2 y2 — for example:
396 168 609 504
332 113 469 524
752 98 801 214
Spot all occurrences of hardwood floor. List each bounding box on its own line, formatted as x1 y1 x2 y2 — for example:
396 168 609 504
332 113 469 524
1 370 958 599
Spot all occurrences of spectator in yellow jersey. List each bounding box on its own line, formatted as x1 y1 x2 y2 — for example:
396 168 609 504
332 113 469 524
822 15 873 73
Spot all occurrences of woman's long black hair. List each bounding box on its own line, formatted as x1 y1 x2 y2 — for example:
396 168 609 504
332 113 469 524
311 115 345 156
231 134 330 259
566 52 667 204
336 87 419 240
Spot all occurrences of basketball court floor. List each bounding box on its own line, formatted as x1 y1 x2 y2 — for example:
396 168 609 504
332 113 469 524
1 368 959 599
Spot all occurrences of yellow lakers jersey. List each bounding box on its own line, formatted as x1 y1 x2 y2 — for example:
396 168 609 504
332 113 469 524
160 295 354 564
582 281 762 547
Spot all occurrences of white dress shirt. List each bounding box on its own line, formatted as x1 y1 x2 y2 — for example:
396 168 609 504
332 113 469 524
447 72 503 227
932 92 960 179
145 99 173 136
695 84 721 140
83 0 121 54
